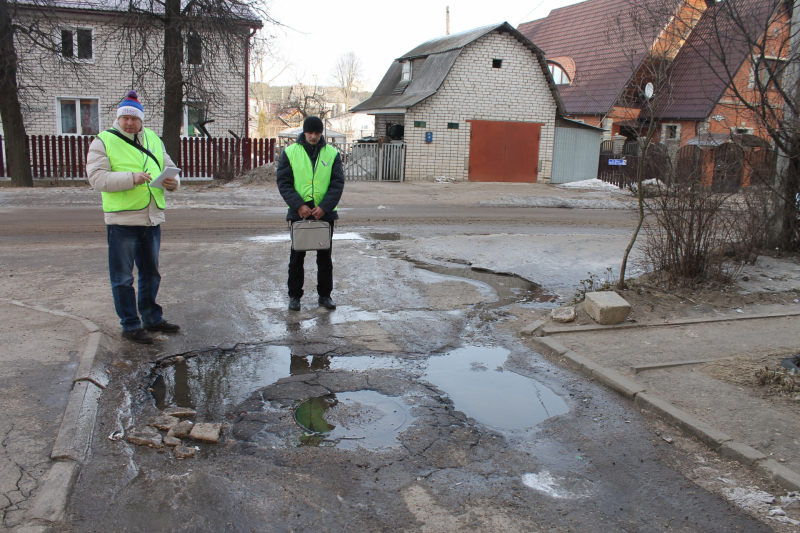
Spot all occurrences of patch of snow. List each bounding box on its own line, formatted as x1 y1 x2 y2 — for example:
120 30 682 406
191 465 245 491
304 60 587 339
248 232 364 243
521 471 592 500
557 179 626 192
479 196 633 210
722 486 775 512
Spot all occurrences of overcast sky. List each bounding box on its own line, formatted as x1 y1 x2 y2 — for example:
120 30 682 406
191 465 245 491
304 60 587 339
262 0 585 89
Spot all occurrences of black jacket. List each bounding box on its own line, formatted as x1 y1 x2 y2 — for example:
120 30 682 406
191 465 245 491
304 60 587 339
276 132 344 222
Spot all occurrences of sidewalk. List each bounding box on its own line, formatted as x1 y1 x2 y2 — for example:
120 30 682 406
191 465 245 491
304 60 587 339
520 290 800 486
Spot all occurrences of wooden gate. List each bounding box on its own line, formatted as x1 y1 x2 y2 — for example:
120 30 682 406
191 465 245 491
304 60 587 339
468 121 541 182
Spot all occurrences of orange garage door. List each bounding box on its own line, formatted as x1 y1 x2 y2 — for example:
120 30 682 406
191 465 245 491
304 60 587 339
468 120 541 182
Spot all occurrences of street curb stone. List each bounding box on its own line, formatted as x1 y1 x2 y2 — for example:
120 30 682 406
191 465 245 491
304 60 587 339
634 393 733 448
527 329 800 491
590 368 645 399
27 461 80 522
6 300 113 524
719 441 768 466
755 459 800 491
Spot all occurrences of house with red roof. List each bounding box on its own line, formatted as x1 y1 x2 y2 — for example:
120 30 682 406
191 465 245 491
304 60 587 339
518 0 787 151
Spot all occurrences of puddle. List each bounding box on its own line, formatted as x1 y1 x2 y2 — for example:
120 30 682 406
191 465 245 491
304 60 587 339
423 345 567 429
150 345 406 420
294 390 413 450
411 261 554 308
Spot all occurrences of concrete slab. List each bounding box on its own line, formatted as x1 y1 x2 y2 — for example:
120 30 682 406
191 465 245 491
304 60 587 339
583 291 631 325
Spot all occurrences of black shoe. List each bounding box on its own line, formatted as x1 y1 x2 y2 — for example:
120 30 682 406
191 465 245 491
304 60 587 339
146 320 181 333
289 298 301 311
318 297 336 310
122 328 154 344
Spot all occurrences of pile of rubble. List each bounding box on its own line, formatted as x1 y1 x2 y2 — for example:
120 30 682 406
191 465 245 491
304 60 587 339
126 406 222 459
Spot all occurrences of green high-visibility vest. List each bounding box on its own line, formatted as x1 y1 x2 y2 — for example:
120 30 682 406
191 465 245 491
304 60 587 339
96 127 165 213
285 143 338 210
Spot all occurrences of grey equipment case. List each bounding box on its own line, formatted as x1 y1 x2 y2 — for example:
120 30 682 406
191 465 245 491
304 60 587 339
290 219 331 251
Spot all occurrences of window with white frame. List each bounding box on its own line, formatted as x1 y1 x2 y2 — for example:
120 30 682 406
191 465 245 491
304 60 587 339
182 102 206 137
60 28 93 60
548 63 570 85
401 61 411 81
753 57 786 89
57 98 99 135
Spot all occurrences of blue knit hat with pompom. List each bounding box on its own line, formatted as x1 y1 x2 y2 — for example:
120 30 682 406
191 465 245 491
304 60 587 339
117 90 144 121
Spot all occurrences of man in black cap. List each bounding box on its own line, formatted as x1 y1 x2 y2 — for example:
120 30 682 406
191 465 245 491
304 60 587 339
276 116 345 311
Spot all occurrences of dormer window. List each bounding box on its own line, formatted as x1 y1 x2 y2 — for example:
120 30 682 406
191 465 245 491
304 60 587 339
548 63 570 85
402 61 411 81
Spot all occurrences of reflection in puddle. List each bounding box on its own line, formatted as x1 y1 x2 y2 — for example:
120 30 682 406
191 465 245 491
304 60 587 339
150 346 407 420
423 345 567 429
294 390 413 450
151 345 293 419
412 261 554 308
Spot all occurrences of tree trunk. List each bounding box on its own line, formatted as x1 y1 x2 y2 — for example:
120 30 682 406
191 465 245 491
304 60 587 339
162 0 183 161
0 0 32 187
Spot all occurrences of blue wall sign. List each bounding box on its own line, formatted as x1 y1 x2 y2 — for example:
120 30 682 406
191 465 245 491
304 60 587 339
608 159 627 166
425 132 433 143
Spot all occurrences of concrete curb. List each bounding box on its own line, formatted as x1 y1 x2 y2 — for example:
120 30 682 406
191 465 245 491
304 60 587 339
4 299 112 524
538 309 800 336
528 336 800 492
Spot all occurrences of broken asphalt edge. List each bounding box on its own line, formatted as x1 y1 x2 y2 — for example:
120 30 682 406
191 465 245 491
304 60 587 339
529 336 800 492
4 299 112 525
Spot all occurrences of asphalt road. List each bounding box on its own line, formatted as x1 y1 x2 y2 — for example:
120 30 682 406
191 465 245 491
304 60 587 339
0 190 775 532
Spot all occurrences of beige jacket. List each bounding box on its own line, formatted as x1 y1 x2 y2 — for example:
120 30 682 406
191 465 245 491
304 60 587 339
87 119 177 226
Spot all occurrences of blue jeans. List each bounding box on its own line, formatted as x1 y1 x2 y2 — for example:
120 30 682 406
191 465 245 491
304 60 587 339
107 225 164 332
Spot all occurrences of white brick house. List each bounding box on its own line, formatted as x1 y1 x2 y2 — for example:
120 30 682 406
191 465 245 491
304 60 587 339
8 1 259 139
351 23 564 182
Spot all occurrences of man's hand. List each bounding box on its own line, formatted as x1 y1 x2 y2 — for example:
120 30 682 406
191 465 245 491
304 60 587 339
311 207 326 220
162 177 179 191
133 172 152 186
297 205 313 218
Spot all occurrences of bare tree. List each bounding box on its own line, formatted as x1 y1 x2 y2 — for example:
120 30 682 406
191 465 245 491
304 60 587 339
0 0 88 186
653 0 800 249
111 0 275 158
282 80 329 119
330 51 363 112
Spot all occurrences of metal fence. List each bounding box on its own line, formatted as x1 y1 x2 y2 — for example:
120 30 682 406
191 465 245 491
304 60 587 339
338 142 405 182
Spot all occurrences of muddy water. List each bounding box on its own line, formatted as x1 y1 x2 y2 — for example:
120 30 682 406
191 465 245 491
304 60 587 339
423 345 567 429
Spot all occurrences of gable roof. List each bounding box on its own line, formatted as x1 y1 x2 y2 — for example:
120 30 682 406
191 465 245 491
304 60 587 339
352 22 565 115
651 0 779 119
519 0 680 116
18 0 261 26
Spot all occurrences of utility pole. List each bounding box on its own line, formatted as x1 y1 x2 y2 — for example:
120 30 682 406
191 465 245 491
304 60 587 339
446 6 450 35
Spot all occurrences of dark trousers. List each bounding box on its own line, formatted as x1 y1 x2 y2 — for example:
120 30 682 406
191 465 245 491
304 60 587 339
107 224 164 331
288 221 334 299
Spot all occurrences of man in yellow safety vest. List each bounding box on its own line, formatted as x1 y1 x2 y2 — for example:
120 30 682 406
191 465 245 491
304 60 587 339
277 116 345 311
86 90 180 344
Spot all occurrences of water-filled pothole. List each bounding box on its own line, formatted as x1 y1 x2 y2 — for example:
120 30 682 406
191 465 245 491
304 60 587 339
423 345 568 429
411 260 555 308
150 345 403 420
294 390 413 449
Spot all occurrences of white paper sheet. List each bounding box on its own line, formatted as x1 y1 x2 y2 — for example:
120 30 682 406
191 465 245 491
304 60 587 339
149 166 181 189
